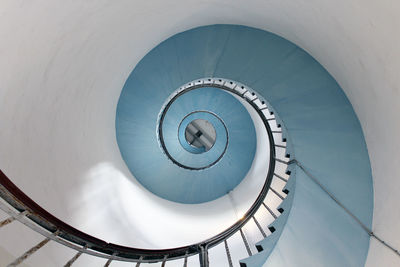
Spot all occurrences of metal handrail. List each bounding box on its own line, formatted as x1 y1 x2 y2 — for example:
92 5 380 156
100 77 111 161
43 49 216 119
0 78 291 266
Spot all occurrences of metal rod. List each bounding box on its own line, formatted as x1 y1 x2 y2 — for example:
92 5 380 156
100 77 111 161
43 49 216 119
239 229 252 256
253 216 267 238
0 210 28 228
64 245 87 267
270 187 285 200
103 258 113 267
293 159 400 258
275 158 289 165
262 202 277 219
103 252 117 267
274 173 288 182
275 144 287 149
135 256 143 267
183 253 188 267
0 216 15 228
8 237 51 267
161 255 167 267
199 246 209 267
271 131 282 133
224 240 233 267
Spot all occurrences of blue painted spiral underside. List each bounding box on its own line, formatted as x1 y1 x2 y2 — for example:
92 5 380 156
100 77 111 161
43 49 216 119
116 56 256 204
166 88 239 168
116 24 374 266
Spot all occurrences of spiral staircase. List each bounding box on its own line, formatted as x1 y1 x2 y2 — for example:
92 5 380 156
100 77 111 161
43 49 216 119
0 2 399 267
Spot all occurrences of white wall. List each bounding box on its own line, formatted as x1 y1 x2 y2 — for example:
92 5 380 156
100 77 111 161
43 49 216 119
0 0 399 266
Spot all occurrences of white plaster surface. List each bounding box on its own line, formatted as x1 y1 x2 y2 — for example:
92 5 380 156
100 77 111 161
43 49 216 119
0 0 399 266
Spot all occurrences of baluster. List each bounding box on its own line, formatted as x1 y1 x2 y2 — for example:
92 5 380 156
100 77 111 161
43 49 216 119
64 245 87 267
224 240 233 267
240 229 252 256
199 246 209 267
135 256 143 267
262 202 277 219
161 255 167 267
274 173 288 182
104 252 117 267
8 237 52 266
274 157 288 164
0 210 29 228
0 216 15 228
252 216 267 238
104 258 112 267
270 187 284 200
183 253 188 267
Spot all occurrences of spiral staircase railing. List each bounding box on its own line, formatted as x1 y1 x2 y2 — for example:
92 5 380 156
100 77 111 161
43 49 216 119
0 78 292 267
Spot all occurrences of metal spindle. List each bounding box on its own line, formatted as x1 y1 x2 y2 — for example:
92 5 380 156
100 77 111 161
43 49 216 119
0 210 29 228
103 252 117 267
161 255 167 267
183 253 188 267
270 187 284 200
274 173 288 182
275 158 288 165
224 240 233 267
262 202 277 219
252 216 267 238
135 256 143 267
275 144 286 149
0 216 15 228
239 229 252 256
8 237 51 266
199 246 209 267
103 258 112 267
64 245 87 267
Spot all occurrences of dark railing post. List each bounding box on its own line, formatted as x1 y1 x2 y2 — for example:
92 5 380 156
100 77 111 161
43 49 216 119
64 245 87 267
240 229 252 256
199 245 209 267
8 237 51 267
0 210 29 229
103 258 112 267
183 253 188 267
0 216 16 228
135 256 143 267
253 216 267 238
224 240 233 267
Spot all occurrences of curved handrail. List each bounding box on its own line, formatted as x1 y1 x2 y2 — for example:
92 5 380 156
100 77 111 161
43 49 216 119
0 78 283 265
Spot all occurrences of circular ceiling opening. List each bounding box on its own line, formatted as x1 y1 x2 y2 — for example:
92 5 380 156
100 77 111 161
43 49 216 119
184 119 216 153
177 110 228 159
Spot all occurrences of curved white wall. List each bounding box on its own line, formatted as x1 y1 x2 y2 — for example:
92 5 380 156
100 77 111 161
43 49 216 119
0 1 399 266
